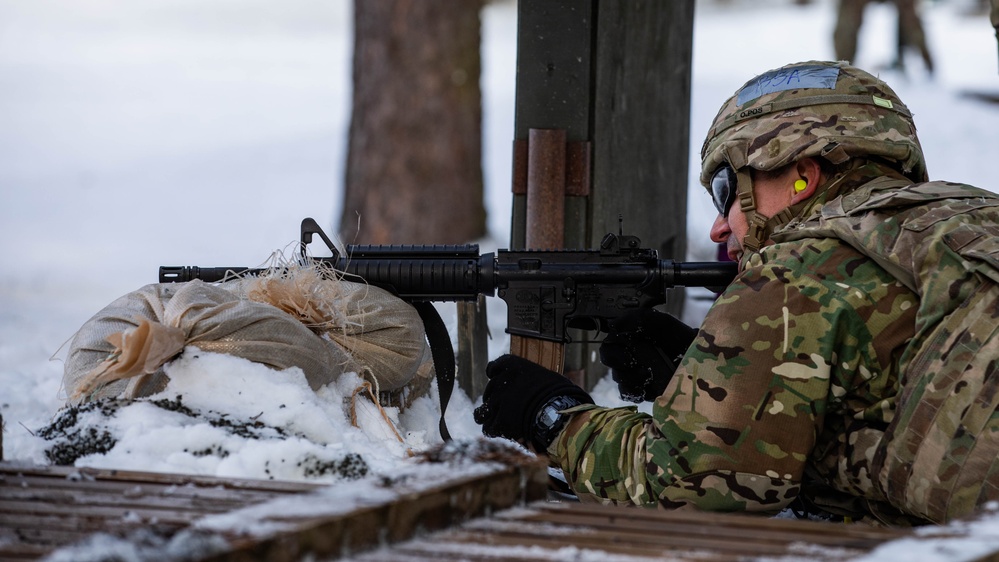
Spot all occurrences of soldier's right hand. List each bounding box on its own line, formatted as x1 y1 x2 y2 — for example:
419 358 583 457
599 309 697 403
473 354 592 451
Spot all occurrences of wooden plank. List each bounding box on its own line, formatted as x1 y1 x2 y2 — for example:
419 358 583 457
1 479 274 506
0 499 209 525
3 525 107 548
443 525 814 558
0 451 550 561
358 500 910 562
521 502 903 544
196 459 550 562
0 484 260 512
0 543 52 561
0 464 320 493
2 458 954 562
0 462 324 561
0 511 161 535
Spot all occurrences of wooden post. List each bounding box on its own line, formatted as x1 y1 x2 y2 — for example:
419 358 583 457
583 1 694 389
524 128 566 249
512 0 693 389
511 2 592 382
511 1 593 252
511 128 570 377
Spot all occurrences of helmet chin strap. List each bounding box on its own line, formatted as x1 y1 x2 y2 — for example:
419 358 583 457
735 161 869 253
735 168 795 253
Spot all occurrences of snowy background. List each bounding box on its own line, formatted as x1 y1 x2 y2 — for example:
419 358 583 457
2 0 999 556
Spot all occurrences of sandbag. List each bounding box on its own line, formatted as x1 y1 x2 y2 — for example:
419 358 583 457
63 267 433 409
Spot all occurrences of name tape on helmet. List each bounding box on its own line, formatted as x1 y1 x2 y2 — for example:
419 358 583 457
737 65 840 106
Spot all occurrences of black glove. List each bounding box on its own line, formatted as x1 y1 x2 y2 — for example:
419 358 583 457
473 354 593 451
599 308 697 403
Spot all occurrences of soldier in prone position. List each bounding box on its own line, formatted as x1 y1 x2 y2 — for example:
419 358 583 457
474 60 999 526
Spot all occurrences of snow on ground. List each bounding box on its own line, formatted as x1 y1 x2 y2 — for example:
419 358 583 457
2 0 999 558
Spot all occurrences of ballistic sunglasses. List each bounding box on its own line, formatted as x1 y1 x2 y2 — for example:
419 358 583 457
710 164 738 217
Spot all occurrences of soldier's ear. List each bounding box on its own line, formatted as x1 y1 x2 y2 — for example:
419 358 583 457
791 158 823 204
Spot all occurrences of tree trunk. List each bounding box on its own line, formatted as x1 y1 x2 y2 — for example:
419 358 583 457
340 0 486 245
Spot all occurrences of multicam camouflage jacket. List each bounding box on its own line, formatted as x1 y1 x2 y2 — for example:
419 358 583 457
551 166 999 525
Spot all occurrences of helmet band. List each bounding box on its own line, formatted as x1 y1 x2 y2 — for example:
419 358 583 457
707 93 913 144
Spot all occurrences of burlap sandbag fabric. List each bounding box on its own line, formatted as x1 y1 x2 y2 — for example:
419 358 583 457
63 266 433 410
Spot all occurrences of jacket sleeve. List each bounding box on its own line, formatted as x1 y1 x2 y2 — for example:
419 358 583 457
550 242 912 513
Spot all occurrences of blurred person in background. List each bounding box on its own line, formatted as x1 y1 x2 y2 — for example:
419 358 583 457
834 0 935 75
992 0 999 69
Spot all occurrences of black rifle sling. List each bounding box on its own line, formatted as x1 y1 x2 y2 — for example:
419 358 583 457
413 302 454 441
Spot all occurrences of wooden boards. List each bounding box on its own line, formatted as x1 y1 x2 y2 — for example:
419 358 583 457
0 452 548 562
355 500 909 561
10 457 999 562
0 463 320 561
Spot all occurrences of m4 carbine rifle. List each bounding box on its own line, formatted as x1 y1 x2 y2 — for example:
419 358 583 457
160 218 738 439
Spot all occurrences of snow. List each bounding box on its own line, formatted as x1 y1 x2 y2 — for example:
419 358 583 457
2 0 999 559
34 350 471 479
190 442 517 537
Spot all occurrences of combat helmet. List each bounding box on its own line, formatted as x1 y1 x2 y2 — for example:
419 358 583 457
700 60 927 252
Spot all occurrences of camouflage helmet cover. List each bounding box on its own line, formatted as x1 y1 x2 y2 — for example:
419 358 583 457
699 60 928 189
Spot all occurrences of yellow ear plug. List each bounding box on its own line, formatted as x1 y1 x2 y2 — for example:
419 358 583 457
794 179 807 192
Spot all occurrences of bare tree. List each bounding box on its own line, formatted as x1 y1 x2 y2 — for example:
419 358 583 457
340 0 486 245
